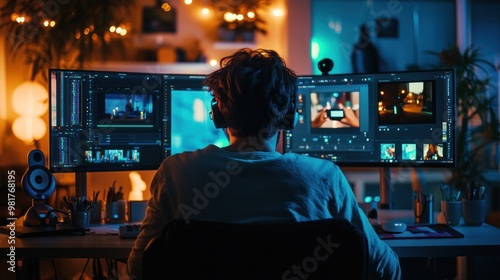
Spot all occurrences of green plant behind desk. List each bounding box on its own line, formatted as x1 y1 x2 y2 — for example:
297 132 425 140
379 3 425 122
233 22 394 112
428 46 499 199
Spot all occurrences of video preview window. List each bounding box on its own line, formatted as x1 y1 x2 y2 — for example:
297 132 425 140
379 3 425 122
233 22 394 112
309 90 360 129
378 81 435 125
423 143 444 160
104 93 154 123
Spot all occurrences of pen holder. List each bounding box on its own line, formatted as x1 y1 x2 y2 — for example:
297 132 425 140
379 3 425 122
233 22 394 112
105 200 127 223
89 200 103 223
462 199 485 226
71 210 90 228
414 199 433 224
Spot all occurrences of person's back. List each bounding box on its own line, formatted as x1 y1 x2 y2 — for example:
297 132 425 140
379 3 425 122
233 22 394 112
127 48 401 280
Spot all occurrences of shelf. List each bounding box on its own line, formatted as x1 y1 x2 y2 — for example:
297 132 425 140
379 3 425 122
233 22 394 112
212 41 256 50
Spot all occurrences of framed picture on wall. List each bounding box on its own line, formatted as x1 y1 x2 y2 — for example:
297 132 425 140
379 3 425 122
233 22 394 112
142 6 176 33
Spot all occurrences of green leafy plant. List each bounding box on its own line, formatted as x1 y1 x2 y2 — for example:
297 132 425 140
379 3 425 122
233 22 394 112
0 0 134 81
428 46 500 200
211 0 271 36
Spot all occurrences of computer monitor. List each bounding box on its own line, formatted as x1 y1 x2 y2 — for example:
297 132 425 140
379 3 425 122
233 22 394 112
49 70 229 196
49 69 170 174
166 74 229 155
284 69 456 168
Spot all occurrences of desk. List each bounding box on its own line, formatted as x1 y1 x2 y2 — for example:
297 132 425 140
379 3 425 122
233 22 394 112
0 234 134 259
1 215 500 279
377 209 500 258
378 209 500 280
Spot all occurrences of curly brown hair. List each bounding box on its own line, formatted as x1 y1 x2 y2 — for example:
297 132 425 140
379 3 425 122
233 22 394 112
204 48 297 138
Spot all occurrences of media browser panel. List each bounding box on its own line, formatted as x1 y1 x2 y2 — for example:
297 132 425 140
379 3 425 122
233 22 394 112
284 70 455 167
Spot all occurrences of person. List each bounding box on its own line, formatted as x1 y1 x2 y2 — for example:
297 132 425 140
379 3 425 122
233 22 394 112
351 24 380 73
127 48 401 280
424 143 442 160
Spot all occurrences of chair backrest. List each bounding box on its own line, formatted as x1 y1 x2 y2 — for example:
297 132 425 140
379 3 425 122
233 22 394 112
143 218 368 280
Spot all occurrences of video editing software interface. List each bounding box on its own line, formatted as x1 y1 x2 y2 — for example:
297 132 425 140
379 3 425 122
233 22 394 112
284 69 455 167
49 70 227 172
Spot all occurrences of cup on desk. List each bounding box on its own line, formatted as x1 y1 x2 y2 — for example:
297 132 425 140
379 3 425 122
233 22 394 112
414 198 433 224
440 200 462 226
105 200 127 223
89 200 103 223
462 199 486 226
71 210 90 228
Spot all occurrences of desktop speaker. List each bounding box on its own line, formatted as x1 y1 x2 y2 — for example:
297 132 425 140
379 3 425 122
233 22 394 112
21 149 57 226
22 149 56 199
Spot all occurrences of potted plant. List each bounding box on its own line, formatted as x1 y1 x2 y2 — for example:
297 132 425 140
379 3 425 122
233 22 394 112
428 46 499 225
211 0 270 42
0 0 134 82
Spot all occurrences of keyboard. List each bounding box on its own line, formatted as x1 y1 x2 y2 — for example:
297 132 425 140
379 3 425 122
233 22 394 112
118 224 142 239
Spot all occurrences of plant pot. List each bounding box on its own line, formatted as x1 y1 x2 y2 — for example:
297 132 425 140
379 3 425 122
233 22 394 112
240 31 255 42
440 200 461 226
71 210 90 228
462 199 486 226
218 27 237 42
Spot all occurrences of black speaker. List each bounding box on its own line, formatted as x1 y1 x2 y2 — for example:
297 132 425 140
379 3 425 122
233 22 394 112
210 98 298 130
21 149 57 226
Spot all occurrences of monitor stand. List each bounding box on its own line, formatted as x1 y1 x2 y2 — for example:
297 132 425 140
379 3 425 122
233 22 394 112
378 167 393 209
75 172 87 198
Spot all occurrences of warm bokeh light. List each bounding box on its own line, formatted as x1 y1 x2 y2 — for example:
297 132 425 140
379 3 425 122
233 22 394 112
201 8 210 15
12 116 46 143
162 3 172 11
209 59 218 67
272 9 284 17
11 13 28 23
247 11 255 18
11 81 48 117
236 14 244 21
223 12 237 22
184 0 193 5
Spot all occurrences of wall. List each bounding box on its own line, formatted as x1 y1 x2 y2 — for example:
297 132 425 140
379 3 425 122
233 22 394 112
310 0 457 74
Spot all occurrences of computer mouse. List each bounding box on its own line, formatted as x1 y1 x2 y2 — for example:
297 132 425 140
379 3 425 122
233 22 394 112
380 222 407 233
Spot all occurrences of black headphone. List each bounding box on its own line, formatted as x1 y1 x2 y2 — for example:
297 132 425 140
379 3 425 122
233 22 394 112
210 98 298 130
210 98 227 129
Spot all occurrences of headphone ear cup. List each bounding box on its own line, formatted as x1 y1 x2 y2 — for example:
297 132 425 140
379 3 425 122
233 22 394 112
281 111 298 130
22 149 56 200
210 98 227 128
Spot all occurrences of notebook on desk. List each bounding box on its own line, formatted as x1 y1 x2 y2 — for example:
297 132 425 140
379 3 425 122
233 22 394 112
376 224 464 239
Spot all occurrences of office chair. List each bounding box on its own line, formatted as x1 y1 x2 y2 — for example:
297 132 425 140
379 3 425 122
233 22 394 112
143 218 369 280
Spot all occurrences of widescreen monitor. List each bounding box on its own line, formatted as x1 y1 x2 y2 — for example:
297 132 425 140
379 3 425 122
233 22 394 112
49 70 230 174
284 69 456 168
49 69 170 172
